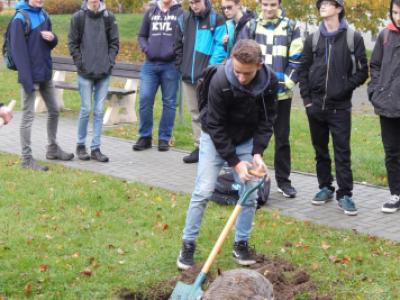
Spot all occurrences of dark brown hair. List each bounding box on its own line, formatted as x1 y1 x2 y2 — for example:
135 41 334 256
232 39 263 64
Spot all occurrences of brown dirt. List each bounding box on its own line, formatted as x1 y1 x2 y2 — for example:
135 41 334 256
117 254 333 300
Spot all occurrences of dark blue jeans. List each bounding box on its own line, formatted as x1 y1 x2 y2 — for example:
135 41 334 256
138 61 180 141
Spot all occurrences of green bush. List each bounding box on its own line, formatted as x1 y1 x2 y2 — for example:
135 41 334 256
45 0 81 15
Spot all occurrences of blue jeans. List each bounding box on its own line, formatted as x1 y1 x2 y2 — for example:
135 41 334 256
182 132 259 243
77 75 110 150
138 61 180 141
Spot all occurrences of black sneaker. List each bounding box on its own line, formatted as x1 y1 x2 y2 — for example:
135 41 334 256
90 149 109 163
381 195 400 213
21 157 49 172
176 241 196 270
232 241 256 266
76 145 90 161
158 140 170 152
133 137 152 151
46 144 74 161
277 184 297 198
183 148 199 164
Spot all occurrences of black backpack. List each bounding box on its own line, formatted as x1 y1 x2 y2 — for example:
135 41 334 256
209 168 271 209
2 9 31 70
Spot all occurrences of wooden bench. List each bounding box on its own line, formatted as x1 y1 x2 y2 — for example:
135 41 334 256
35 56 142 126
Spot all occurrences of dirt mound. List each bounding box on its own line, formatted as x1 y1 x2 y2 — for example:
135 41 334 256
117 254 332 300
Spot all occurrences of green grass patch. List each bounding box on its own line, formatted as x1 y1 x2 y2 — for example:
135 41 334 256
0 153 399 299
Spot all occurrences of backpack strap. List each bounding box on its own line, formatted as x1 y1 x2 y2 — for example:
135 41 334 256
346 28 356 75
311 30 320 61
77 9 112 42
16 9 31 36
209 10 216 33
103 10 113 42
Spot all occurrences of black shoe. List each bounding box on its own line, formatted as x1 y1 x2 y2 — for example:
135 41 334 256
277 184 297 198
133 137 152 151
176 240 196 270
381 195 400 213
21 157 49 172
232 241 256 266
158 140 170 152
183 148 199 164
91 149 109 163
76 145 90 161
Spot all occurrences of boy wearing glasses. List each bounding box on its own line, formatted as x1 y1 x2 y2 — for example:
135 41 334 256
239 0 303 199
298 0 368 215
174 0 227 164
221 0 256 56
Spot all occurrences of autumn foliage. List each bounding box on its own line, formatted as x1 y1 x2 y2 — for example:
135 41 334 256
44 0 81 14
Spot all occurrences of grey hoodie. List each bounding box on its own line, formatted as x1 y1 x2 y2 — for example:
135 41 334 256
68 0 119 79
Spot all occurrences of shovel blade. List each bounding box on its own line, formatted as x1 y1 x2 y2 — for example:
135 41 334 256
169 281 203 300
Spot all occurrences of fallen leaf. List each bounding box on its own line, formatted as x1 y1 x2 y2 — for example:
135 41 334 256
39 264 48 272
24 283 33 295
341 256 351 265
320 241 331 250
96 211 102 217
118 260 125 265
311 262 320 270
117 248 125 255
72 252 80 258
45 234 53 240
81 268 92 277
329 255 338 263
155 196 162 202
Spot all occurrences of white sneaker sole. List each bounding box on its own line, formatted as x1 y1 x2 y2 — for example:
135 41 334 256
381 207 399 214
277 187 296 198
176 257 192 271
311 198 332 205
338 206 358 216
233 257 256 266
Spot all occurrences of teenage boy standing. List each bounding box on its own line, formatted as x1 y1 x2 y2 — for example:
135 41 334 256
10 0 74 171
298 0 368 215
369 0 400 213
239 0 303 198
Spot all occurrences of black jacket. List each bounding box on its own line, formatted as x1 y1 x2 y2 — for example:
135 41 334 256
368 27 400 118
202 60 278 167
68 1 119 80
298 25 368 110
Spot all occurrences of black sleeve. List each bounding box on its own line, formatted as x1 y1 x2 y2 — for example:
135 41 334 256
297 34 313 106
107 12 119 66
174 14 184 69
346 32 368 90
206 75 240 167
252 72 278 155
68 13 83 67
368 30 385 100
138 10 151 54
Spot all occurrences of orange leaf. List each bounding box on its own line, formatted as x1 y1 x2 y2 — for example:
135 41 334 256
320 241 331 250
24 283 33 295
81 268 92 277
341 256 351 265
39 264 48 272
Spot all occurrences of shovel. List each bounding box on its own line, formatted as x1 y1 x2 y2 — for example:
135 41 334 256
170 170 267 300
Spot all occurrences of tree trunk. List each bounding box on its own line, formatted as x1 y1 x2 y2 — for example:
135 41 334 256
202 269 274 300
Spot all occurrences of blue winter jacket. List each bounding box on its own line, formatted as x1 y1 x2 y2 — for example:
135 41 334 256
174 0 227 84
10 1 57 94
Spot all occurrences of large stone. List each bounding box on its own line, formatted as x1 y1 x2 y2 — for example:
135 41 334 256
202 269 274 300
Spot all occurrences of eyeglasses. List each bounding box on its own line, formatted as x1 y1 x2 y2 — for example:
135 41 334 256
189 0 201 5
221 5 233 11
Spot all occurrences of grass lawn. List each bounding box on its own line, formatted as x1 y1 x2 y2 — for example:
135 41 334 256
0 153 399 299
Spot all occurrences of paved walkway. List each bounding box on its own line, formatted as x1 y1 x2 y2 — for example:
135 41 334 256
1 113 399 241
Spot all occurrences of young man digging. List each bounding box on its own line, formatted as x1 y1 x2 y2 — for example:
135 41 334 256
298 0 368 215
176 40 277 270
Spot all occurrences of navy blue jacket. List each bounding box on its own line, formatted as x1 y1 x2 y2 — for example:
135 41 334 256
138 1 183 62
10 1 57 94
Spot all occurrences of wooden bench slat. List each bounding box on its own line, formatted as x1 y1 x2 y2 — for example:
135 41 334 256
53 81 136 96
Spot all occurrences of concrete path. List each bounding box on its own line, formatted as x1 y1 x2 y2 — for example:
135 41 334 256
1 112 399 242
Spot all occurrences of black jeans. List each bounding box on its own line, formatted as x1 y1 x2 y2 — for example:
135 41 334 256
306 107 353 199
380 116 400 195
274 99 292 187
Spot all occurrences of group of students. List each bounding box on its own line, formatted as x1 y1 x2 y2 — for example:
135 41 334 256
3 0 400 269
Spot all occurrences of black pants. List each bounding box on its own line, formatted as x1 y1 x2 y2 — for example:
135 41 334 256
306 107 353 199
380 116 400 195
274 99 292 186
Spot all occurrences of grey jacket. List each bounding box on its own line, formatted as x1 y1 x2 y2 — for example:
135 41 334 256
68 1 119 79
368 27 400 118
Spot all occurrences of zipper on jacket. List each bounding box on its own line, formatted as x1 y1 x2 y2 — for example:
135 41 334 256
322 43 332 111
191 18 199 84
